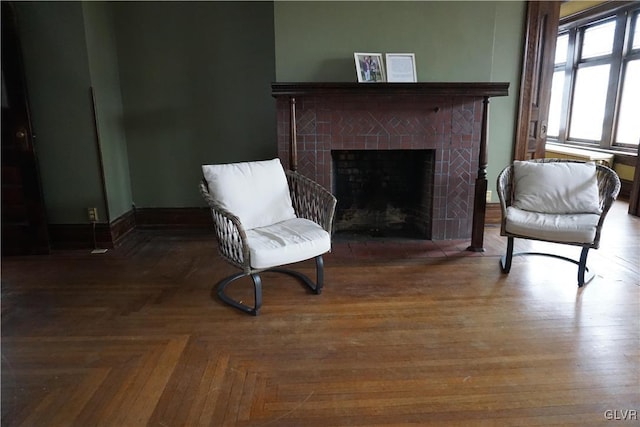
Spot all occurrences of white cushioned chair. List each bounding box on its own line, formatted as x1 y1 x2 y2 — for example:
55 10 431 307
497 158 620 287
200 159 337 315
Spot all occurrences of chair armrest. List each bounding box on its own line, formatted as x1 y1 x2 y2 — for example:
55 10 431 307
286 171 337 234
199 181 251 272
592 164 621 247
496 165 514 234
596 164 621 214
496 165 513 236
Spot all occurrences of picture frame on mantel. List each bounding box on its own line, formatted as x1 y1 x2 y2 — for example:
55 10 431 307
385 53 417 82
354 52 386 83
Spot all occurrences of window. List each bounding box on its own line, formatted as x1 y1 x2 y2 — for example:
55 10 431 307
548 4 640 151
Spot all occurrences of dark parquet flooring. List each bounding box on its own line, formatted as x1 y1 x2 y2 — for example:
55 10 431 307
1 201 638 426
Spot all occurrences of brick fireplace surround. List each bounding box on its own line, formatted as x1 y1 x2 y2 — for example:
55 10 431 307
272 82 509 250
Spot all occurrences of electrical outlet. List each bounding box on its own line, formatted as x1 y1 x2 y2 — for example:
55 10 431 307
87 207 98 222
486 190 492 203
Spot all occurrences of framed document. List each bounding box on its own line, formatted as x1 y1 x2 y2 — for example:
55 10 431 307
354 52 386 83
385 53 417 83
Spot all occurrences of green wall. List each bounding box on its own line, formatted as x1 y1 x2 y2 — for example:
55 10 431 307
112 1 276 207
489 1 526 198
15 1 107 224
274 1 526 201
275 1 497 82
15 0 525 224
15 1 276 222
83 1 132 221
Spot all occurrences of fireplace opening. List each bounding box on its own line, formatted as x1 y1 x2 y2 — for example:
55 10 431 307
332 149 434 239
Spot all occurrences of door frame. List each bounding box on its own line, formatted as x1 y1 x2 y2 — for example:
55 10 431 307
1 1 50 255
513 1 560 161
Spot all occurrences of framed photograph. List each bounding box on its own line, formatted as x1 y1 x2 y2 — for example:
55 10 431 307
354 52 386 83
385 53 417 83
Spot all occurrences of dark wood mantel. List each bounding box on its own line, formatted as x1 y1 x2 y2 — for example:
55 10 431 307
272 82 509 98
271 82 509 251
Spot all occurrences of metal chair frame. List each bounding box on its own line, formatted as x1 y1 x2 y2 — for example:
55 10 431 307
496 158 620 287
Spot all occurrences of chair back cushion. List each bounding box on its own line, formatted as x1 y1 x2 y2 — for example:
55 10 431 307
512 160 601 214
202 159 296 230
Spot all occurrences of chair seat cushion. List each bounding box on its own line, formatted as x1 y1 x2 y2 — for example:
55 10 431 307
246 218 331 269
505 206 600 244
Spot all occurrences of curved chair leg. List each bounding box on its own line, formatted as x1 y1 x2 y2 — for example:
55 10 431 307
269 255 325 295
500 242 594 287
217 272 263 316
315 255 324 294
217 255 325 315
500 237 514 273
577 247 592 287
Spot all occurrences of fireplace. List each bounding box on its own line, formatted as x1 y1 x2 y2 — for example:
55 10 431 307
332 149 434 238
272 82 509 248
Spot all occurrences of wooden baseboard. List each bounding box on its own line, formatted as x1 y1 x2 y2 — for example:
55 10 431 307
50 204 504 249
49 208 214 249
110 210 137 245
48 210 137 250
134 207 212 229
48 222 114 250
48 208 213 250
485 202 501 225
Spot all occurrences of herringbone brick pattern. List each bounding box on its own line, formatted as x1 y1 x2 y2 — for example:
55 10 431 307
277 95 483 240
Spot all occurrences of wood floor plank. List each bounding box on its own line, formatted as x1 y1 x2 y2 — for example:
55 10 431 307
191 353 230 426
114 336 189 426
46 368 111 427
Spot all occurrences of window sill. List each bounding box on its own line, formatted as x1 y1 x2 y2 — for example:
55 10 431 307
545 142 638 160
545 142 615 166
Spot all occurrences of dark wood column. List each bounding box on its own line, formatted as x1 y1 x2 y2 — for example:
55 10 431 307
468 97 491 252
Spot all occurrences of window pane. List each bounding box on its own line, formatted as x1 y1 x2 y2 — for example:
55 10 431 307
581 20 615 59
555 33 569 64
615 60 640 145
547 71 565 137
633 13 639 50
569 64 610 141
